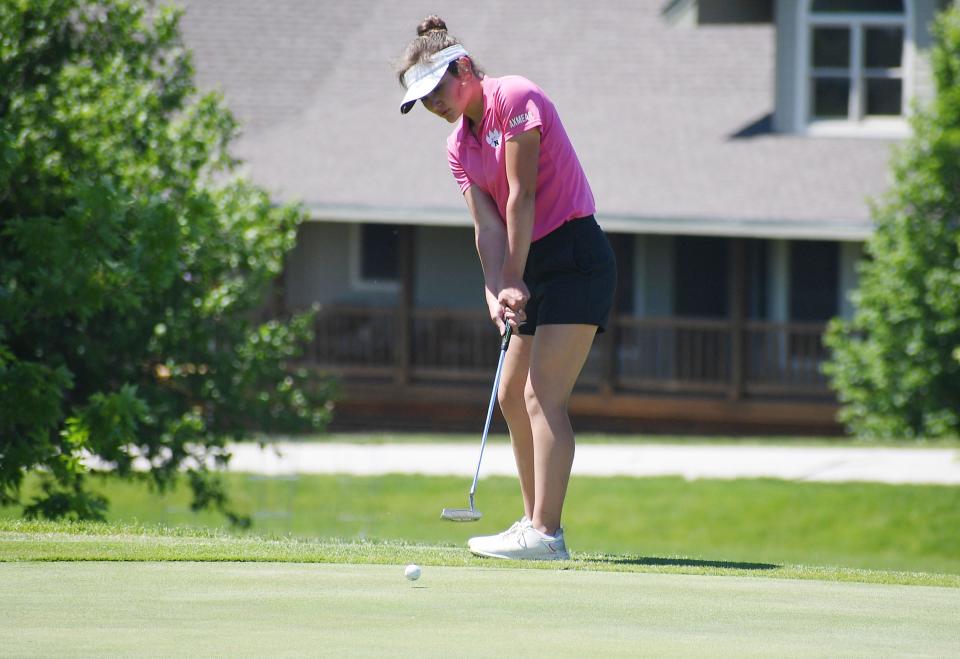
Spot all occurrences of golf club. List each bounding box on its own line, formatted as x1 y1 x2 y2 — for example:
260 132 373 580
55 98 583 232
440 324 512 522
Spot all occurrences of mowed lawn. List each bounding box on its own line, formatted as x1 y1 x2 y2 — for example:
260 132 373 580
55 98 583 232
3 558 960 657
4 519 960 656
6 471 960 575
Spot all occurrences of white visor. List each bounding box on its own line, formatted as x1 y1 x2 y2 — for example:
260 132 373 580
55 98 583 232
399 45 469 114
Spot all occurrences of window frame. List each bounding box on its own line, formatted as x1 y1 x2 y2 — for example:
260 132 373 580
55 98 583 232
794 0 913 137
349 223 401 293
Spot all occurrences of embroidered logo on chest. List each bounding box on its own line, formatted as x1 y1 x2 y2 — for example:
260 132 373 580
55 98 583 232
485 128 502 148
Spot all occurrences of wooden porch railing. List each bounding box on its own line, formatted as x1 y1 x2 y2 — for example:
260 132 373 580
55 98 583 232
303 305 832 400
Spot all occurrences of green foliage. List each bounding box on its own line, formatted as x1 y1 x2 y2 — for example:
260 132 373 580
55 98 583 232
824 6 960 439
0 0 331 522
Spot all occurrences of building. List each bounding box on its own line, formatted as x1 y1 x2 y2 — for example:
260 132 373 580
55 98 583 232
179 0 947 433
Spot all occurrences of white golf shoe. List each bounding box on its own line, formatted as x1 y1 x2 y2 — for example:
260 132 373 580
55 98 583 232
467 516 528 554
468 519 569 561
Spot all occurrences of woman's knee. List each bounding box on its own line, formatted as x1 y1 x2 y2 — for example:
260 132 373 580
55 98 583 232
524 378 568 419
498 376 527 415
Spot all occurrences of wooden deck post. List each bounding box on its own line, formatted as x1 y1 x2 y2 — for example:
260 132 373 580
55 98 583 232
395 225 415 386
728 238 746 401
600 235 624 397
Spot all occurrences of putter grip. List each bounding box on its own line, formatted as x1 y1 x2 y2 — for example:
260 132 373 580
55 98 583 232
501 324 512 351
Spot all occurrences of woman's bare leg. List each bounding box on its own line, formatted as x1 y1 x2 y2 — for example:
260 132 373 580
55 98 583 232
496 333 535 520
524 324 597 536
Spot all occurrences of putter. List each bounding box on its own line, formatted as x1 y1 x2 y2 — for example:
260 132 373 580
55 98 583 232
441 324 513 522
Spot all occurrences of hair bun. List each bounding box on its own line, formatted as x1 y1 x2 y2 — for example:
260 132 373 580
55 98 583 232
416 15 448 37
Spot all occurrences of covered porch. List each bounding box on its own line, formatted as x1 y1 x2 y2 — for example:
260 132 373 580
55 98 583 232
304 306 830 400
302 306 837 434
281 225 844 434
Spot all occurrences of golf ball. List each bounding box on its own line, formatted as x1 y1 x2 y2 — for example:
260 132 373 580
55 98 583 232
404 564 421 581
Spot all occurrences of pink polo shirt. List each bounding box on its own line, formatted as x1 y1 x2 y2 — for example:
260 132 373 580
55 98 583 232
446 75 595 242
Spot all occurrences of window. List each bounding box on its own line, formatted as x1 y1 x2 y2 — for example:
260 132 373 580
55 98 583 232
789 241 838 321
787 240 838 365
800 0 909 135
673 236 728 318
745 239 768 320
351 223 399 291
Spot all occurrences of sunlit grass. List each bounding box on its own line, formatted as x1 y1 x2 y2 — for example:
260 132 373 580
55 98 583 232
5 472 960 575
2 518 958 588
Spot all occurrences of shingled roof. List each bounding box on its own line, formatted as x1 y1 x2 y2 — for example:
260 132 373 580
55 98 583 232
178 0 901 240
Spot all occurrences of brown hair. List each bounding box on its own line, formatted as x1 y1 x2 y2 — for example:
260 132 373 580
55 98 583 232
395 15 483 87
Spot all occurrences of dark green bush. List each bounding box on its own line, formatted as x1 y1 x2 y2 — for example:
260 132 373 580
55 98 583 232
0 0 331 523
825 6 960 439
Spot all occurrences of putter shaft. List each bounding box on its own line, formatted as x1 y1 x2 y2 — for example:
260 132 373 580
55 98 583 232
468 326 512 502
441 326 512 522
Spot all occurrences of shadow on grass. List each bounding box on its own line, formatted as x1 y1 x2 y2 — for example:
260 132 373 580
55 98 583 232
584 556 780 571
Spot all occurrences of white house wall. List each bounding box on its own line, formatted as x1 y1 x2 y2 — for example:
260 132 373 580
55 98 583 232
283 222 398 309
283 223 488 311
633 234 675 317
284 222 349 309
414 226 483 310
285 223 864 324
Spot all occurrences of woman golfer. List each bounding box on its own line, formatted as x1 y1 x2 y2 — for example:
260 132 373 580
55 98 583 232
397 16 616 560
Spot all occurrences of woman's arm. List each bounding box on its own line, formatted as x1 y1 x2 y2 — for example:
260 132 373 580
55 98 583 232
464 185 510 332
499 128 540 316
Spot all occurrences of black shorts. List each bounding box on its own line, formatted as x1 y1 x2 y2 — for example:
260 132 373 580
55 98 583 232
519 215 617 336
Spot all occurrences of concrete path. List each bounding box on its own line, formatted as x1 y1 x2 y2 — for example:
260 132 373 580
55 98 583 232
223 442 960 485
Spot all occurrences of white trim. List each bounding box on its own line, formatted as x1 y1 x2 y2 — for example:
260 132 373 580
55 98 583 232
348 224 400 293
852 23 864 118
795 0 806 132
598 214 872 241
795 0 913 136
769 240 791 323
803 117 910 137
838 241 863 319
311 204 468 227
808 13 908 26
306 204 874 241
769 239 790 367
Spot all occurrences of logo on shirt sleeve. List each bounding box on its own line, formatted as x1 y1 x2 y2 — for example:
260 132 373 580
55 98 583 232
485 129 502 148
509 112 532 129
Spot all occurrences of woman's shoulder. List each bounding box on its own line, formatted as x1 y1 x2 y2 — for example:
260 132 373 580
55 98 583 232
488 74 547 99
486 76 553 126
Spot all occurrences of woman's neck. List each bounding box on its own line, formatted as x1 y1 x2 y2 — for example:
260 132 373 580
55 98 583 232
464 77 484 132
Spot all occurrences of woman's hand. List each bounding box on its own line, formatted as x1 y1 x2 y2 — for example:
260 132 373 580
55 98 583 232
485 288 506 335
498 275 529 329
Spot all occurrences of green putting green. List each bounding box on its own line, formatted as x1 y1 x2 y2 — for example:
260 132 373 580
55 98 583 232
3 561 959 657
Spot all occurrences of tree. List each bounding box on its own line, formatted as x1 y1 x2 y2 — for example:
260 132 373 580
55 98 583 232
824 6 960 439
0 0 331 523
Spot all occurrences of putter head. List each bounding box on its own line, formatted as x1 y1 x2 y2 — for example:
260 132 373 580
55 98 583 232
440 507 482 522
